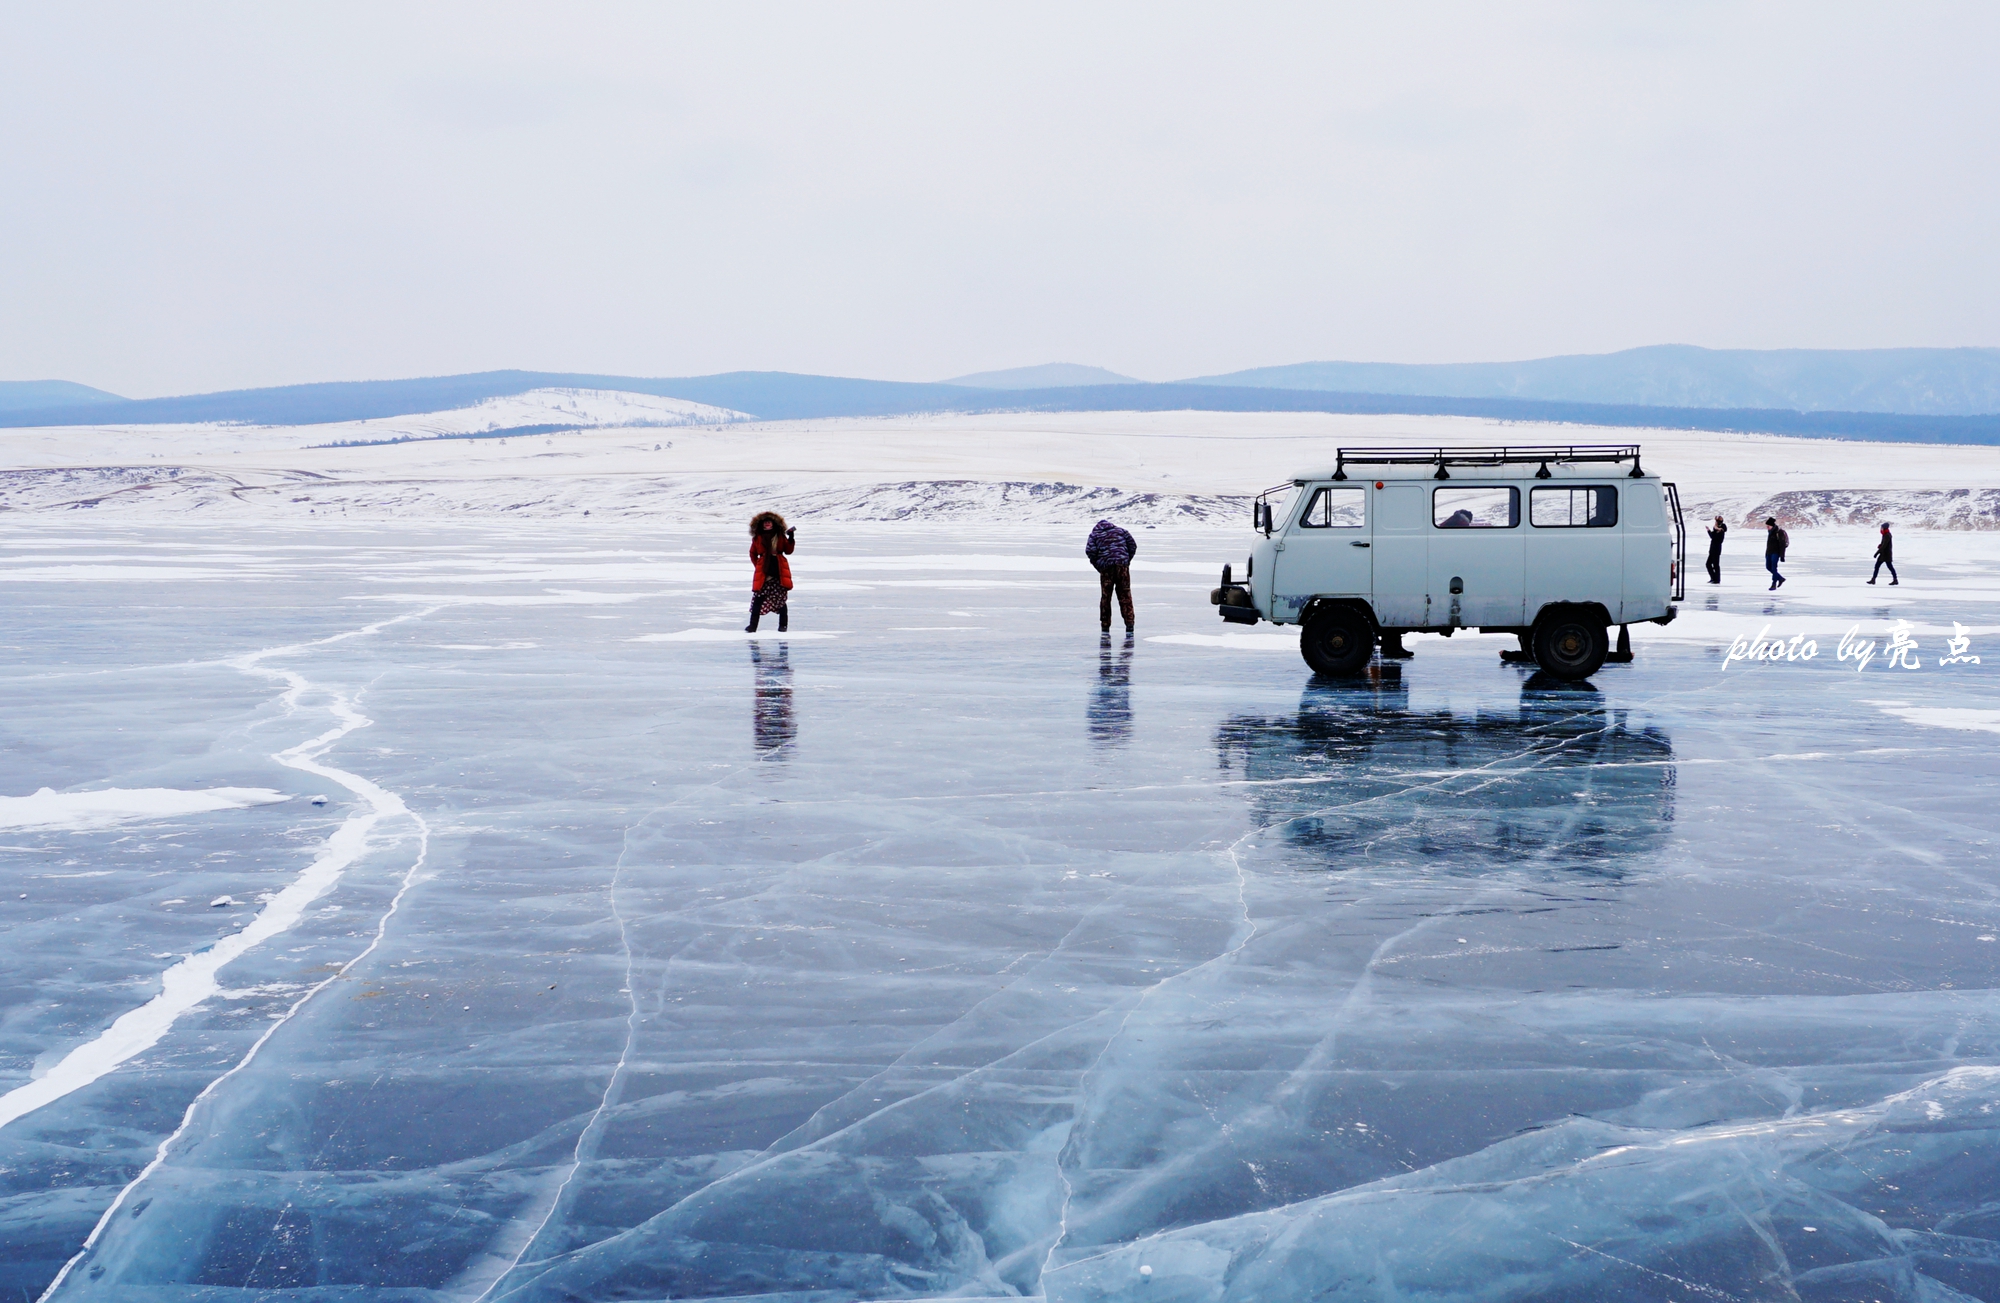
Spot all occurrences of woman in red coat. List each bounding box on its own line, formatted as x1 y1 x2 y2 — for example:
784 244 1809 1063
746 510 796 632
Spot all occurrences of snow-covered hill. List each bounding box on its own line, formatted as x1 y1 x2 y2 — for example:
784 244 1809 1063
313 387 747 443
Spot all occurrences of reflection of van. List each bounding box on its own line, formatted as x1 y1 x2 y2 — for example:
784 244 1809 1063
1215 673 1676 874
1212 446 1685 680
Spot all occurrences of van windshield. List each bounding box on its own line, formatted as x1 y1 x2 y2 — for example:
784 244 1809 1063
1255 483 1298 530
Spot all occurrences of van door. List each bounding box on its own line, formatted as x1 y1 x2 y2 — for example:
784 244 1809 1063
1427 483 1526 627
1527 483 1623 624
1369 484 1430 627
1270 484 1369 621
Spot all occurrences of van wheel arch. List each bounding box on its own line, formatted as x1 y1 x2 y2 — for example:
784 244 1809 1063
1531 601 1613 629
1301 598 1381 632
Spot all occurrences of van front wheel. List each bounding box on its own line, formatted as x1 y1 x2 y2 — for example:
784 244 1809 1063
1300 608 1374 676
1532 613 1609 680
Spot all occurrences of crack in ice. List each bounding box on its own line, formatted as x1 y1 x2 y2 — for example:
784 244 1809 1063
462 818 643 1301
32 610 434 1300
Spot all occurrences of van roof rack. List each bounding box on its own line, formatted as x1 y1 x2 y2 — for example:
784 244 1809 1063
1329 444 1646 481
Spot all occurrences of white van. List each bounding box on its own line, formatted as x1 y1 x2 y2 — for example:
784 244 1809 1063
1212 446 1686 680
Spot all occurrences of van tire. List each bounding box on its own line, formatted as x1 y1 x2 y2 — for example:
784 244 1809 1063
1300 608 1374 677
1532 612 1609 680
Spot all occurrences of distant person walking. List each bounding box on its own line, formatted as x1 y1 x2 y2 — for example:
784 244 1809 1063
1868 522 1898 585
1085 518 1137 633
746 510 795 632
1764 517 1788 591
1705 516 1727 584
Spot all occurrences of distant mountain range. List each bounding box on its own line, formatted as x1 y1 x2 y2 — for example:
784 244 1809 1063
5 346 2000 443
1188 345 2000 416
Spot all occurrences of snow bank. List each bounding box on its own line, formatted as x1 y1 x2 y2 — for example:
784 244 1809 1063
0 468 1251 526
0 786 290 831
4 400 1999 527
1741 487 2000 530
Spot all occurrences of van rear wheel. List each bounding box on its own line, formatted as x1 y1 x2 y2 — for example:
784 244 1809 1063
1532 612 1609 681
1300 608 1374 677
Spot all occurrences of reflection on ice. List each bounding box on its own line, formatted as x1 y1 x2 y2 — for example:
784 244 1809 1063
1217 666 1675 876
748 641 796 756
1089 632 1133 747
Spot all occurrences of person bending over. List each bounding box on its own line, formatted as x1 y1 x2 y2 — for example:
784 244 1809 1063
1084 518 1137 633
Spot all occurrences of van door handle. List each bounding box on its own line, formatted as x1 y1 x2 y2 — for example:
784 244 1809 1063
1350 541 1370 547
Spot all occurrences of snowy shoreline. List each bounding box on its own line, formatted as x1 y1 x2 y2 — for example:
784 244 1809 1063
2 393 1998 529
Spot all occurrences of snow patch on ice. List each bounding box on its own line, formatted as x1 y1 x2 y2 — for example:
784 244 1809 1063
1147 631 1301 651
632 628 842 641
1868 703 2000 733
0 786 289 831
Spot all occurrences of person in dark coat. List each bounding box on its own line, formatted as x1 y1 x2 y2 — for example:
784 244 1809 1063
1868 522 1898 585
1764 517 1788 590
1084 518 1137 632
746 510 795 632
1705 516 1727 584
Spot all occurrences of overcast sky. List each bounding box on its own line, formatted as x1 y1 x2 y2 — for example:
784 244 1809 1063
4 3 1997 396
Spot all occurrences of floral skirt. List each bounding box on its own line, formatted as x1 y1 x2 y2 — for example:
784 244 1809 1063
757 584 789 615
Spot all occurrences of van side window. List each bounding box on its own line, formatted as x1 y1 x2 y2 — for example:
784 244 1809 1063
1530 486 1618 527
1432 486 1518 529
1297 486 1366 528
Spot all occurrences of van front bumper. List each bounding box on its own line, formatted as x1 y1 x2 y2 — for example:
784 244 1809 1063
1211 580 1260 625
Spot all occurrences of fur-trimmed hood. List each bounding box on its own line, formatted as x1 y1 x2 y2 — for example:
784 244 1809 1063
749 510 788 536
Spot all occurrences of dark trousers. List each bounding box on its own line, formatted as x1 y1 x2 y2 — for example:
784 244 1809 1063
1871 557 1897 583
1765 554 1783 587
1706 551 1722 583
746 586 788 632
1097 565 1134 629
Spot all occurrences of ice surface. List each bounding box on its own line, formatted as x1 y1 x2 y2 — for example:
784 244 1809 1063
1 519 1998 1301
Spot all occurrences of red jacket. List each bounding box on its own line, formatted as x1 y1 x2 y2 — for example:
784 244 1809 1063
752 536 793 591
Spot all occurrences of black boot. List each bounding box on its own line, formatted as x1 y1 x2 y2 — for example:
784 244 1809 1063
746 599 762 633
777 609 788 632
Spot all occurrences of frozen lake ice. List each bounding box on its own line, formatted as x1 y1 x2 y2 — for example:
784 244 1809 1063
2 520 1999 1301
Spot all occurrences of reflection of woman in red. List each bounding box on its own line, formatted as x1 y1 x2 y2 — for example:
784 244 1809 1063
746 511 795 632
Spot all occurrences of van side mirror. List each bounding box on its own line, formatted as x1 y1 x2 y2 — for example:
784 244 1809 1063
1255 502 1272 535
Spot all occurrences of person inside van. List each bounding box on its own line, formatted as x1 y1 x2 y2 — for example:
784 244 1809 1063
1764 517 1788 590
1441 509 1475 528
